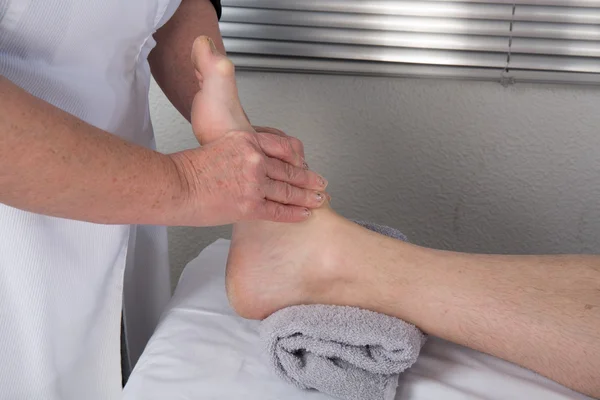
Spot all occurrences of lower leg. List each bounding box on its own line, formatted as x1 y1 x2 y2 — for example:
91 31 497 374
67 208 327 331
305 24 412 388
368 249 600 398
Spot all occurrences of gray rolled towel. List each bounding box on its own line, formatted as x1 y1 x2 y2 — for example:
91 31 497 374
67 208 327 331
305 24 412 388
259 221 427 400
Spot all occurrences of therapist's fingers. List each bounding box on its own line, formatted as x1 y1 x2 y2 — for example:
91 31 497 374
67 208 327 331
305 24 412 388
256 131 309 169
254 125 307 166
264 179 326 210
257 200 312 223
265 157 326 191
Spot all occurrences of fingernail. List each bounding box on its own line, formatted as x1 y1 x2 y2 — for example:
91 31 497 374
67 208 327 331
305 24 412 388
207 37 217 54
315 192 324 203
302 160 309 170
303 208 311 217
319 176 328 188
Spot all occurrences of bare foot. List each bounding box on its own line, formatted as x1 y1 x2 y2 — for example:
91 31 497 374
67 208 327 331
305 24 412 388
191 36 253 144
190 37 384 319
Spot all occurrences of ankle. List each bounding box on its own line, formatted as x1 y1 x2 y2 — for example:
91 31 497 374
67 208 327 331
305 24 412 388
300 211 373 305
314 219 431 317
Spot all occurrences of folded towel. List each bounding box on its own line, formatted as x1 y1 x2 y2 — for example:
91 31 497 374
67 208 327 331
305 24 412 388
260 221 427 400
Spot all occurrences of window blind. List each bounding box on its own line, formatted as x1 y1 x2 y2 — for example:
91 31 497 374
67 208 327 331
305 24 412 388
220 0 600 85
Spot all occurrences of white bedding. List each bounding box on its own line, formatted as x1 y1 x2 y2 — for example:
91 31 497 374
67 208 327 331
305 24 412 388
123 239 592 400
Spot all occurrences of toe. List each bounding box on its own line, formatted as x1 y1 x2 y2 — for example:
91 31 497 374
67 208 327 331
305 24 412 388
191 35 240 108
191 36 215 73
192 36 235 82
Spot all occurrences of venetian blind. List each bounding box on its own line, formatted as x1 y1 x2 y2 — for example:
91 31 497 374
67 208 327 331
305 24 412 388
220 0 600 85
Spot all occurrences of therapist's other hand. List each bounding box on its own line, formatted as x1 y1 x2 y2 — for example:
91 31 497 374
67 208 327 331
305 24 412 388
169 130 328 225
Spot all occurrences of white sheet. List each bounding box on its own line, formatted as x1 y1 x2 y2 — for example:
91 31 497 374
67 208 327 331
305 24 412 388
123 239 592 400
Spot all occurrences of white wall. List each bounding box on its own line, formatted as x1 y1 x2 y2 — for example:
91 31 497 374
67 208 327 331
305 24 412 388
150 72 600 286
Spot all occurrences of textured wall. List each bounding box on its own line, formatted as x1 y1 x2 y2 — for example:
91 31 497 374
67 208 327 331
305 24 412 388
150 73 600 287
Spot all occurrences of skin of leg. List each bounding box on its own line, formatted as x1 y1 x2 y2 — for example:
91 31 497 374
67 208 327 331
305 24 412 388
189 37 600 398
351 246 600 398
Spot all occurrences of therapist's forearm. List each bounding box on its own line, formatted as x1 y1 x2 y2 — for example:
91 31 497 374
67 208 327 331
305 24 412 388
149 0 225 122
0 76 185 225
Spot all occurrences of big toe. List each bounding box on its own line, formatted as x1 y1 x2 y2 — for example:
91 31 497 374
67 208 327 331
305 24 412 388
192 36 236 95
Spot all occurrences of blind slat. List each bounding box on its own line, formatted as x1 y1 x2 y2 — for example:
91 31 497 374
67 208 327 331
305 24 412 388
512 22 600 41
230 54 600 85
512 38 600 57
220 23 509 53
515 5 600 24
225 0 514 19
224 38 509 68
434 0 600 6
222 8 512 36
510 54 600 73
231 54 505 80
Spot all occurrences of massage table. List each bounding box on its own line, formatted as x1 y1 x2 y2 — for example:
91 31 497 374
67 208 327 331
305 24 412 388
123 239 593 400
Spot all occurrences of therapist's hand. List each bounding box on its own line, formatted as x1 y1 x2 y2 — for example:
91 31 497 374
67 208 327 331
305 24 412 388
253 125 308 169
170 130 328 226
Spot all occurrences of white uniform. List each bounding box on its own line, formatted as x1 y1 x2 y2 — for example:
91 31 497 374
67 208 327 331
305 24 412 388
0 0 181 398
